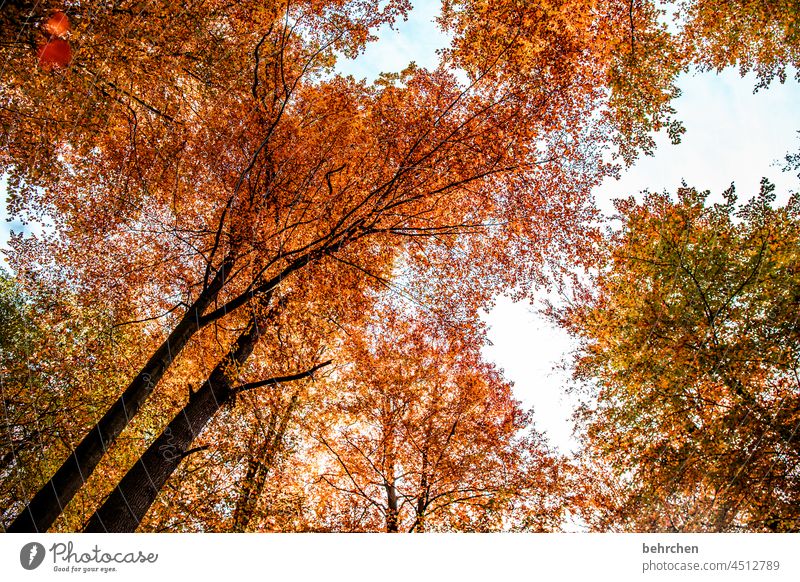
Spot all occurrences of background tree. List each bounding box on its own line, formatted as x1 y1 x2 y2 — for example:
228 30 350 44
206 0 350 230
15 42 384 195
306 307 570 532
0 269 142 530
557 183 800 532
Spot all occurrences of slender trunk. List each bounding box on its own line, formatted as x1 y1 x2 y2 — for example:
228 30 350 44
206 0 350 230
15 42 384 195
232 411 280 531
413 443 430 533
84 316 261 533
232 451 265 532
384 427 398 532
385 478 399 533
232 395 298 532
382 398 398 533
9 260 234 533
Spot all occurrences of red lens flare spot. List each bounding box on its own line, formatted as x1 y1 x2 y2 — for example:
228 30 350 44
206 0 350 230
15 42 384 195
37 38 72 70
43 11 71 38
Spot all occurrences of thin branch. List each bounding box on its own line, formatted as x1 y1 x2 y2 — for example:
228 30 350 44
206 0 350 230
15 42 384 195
179 445 210 460
111 302 189 330
233 360 332 394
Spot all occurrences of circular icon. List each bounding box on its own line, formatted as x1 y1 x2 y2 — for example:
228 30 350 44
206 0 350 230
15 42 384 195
20 542 46 570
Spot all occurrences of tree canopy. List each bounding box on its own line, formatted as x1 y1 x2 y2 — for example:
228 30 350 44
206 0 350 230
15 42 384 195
1 0 799 533
559 183 800 532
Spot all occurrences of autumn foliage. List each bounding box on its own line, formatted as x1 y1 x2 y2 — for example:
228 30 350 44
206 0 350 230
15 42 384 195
557 184 800 532
0 1 798 533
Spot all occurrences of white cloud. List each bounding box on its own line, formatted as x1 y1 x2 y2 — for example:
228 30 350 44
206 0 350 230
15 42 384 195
482 296 580 453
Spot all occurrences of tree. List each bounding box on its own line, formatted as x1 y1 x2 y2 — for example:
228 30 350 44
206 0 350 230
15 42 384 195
4 0 615 532
0 268 144 530
4 0 798 533
557 182 800 531
0 270 67 525
230 392 300 532
307 307 569 532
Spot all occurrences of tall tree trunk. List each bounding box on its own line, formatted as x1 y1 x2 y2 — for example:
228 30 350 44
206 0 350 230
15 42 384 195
84 316 262 533
232 451 267 532
8 260 234 533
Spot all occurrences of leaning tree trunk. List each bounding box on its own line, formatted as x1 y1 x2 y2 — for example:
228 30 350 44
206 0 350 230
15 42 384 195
83 317 328 533
83 315 262 533
8 259 235 533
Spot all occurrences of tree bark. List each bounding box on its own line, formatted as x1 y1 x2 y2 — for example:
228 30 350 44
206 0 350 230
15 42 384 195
9 218 346 532
83 316 262 533
411 442 430 533
8 259 234 533
385 479 399 533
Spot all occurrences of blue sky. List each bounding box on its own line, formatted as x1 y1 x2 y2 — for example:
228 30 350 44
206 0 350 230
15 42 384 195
3 2 800 452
